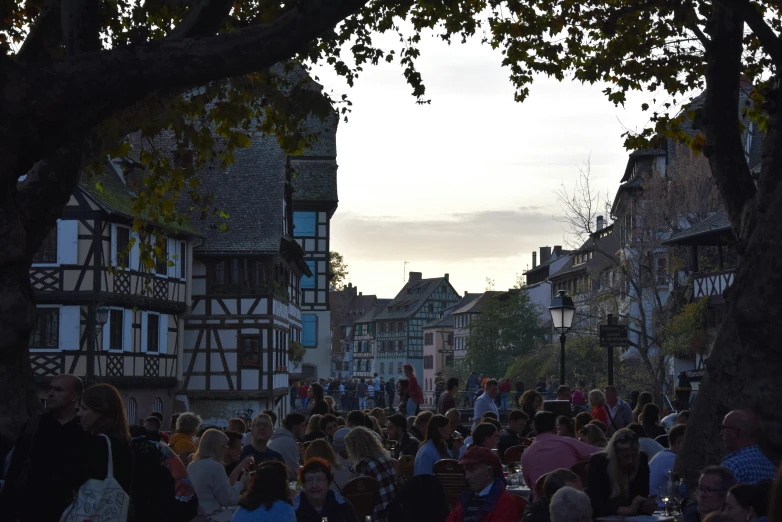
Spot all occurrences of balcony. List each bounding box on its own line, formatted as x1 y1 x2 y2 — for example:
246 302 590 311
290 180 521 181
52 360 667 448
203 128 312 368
693 268 735 299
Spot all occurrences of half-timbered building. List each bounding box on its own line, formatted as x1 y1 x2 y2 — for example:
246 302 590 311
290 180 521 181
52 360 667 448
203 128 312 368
28 160 195 423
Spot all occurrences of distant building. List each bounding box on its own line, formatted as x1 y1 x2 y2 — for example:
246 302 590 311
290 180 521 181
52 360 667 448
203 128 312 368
451 292 500 365
351 299 391 379
327 284 378 380
422 314 455 404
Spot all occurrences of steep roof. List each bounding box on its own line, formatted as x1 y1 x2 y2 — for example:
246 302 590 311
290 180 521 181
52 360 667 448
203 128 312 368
355 299 392 324
523 249 573 276
549 225 619 280
452 291 504 315
291 158 338 205
662 210 733 246
621 148 666 183
375 277 456 320
341 294 380 327
423 314 455 328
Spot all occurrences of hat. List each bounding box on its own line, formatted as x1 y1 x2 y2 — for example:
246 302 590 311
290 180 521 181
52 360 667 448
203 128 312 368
458 446 502 477
332 427 350 453
572 390 585 405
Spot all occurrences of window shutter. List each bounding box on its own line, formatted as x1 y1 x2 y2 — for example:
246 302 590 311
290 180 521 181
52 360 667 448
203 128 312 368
167 239 177 278
129 231 140 270
59 306 80 350
102 310 111 350
123 309 133 352
110 224 117 267
159 314 168 354
56 220 78 265
140 312 148 353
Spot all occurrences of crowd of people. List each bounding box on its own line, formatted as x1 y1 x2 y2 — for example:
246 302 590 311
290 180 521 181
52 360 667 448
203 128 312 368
0 366 780 522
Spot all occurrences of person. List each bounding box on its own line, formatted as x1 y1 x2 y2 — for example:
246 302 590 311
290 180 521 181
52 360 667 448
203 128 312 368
549 487 593 522
683 467 737 522
344 427 397 522
677 410 691 425
170 411 202 457
626 423 665 460
319 413 340 442
499 378 512 410
556 385 572 402
309 383 330 415
628 391 640 411
445 446 520 522
515 378 525 407
648 424 686 507
466 371 480 407
589 419 609 434
189 429 253 516
370 408 387 428
520 390 544 435
232 460 296 522
571 390 590 416
578 424 608 448
722 484 768 522
302 414 326 443
374 373 384 408
660 400 684 430
357 378 368 410
469 423 500 452
403 364 424 416
324 395 337 415
386 413 420 458
144 415 164 436
497 409 528 464
224 430 245 475
632 392 653 423
521 411 600 491
410 410 433 441
0 374 86 522
299 381 310 410
556 416 576 438
386 377 396 409
574 411 593 435
439 377 459 414
294 458 359 522
604 386 634 435
523 469 583 522
291 382 299 411
586 428 655 517
268 412 307 480
536 377 547 393
228 417 247 434
472 379 499 431
414 414 454 476
303 439 355 493
639 404 666 439
240 413 285 468
720 410 777 484
446 407 471 438
588 389 610 427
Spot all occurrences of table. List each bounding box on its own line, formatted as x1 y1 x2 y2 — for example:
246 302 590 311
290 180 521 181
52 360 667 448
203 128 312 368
506 486 532 499
596 516 674 522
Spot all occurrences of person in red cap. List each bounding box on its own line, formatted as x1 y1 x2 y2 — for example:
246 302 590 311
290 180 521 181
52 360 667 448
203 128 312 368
445 446 520 522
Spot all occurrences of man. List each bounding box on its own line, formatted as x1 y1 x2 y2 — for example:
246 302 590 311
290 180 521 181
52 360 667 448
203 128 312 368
523 469 582 522
720 409 777 484
649 424 686 508
227 417 247 434
535 377 547 393
660 400 684 430
240 413 284 467
446 408 471 442
224 430 245 475
410 410 434 441
549 487 592 522
439 377 459 414
472 379 499 431
677 410 690 425
319 413 339 442
497 410 529 464
148 411 170 442
466 371 480 407
373 373 382 406
604 386 633 435
683 467 736 522
299 381 310 410
386 413 420 458
357 378 368 410
267 412 306 479
290 381 299 410
520 411 601 491
445 446 520 522
0 374 86 522
143 415 163 436
386 378 395 409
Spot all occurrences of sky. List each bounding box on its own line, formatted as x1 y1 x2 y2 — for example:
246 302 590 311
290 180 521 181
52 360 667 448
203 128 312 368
313 31 656 300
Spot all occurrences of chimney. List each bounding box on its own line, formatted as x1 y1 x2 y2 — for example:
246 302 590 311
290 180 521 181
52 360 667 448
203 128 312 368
553 245 562 257
540 247 552 264
408 271 422 282
359 292 362 296
444 273 449 282
464 291 468 297
596 215 604 231
532 251 537 269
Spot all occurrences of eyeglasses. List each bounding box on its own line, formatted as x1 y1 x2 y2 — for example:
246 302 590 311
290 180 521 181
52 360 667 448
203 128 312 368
697 486 727 496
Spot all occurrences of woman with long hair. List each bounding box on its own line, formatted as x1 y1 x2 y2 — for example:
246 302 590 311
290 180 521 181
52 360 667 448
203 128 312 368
632 392 653 423
556 415 576 438
586 428 656 517
233 460 295 522
369 408 387 428
722 484 769 522
302 414 326 443
294 458 359 522
578 423 608 448
470 423 499 450
303 439 355 493
188 429 253 517
344 427 397 522
574 411 593 435
308 383 329 415
519 390 543 435
639 404 666 439
73 384 134 494
414 414 453 476
402 364 424 417
589 389 610 426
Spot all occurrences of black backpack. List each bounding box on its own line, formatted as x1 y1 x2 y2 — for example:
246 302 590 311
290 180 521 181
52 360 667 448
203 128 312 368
387 474 450 522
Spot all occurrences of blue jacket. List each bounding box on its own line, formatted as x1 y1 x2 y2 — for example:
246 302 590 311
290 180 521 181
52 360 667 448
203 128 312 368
232 500 296 522
414 440 451 476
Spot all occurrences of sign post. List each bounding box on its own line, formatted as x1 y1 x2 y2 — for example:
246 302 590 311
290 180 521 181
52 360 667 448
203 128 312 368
600 314 629 385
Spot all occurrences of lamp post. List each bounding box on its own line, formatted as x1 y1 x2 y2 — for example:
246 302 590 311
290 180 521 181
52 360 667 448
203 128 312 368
95 305 109 332
548 290 575 386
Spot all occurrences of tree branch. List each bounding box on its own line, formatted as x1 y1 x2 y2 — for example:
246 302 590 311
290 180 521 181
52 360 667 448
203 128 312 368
61 0 100 55
16 0 62 63
728 0 782 67
165 0 237 41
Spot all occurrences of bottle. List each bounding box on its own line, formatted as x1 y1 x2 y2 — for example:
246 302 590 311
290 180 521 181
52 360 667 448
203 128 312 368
365 517 372 522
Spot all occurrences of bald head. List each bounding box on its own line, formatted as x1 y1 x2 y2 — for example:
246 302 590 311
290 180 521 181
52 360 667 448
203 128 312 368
47 374 83 418
722 410 760 452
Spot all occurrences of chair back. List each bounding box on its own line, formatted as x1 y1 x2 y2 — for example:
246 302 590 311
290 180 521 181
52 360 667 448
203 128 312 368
433 459 469 508
520 437 534 447
397 455 415 484
342 476 381 519
571 460 589 489
534 472 549 497
655 434 669 448
503 445 525 465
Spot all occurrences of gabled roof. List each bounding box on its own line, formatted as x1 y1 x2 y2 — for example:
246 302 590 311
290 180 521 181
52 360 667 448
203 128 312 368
549 225 619 280
621 148 666 183
452 291 503 315
341 294 380 327
523 249 573 276
662 210 733 246
375 277 456 320
355 299 392 324
291 158 338 206
423 314 455 329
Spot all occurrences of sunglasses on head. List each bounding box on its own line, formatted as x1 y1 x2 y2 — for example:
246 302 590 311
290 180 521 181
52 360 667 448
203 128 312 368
614 432 639 445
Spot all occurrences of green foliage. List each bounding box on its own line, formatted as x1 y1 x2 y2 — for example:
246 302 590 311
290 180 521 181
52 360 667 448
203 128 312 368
662 297 710 360
464 291 548 377
329 251 349 290
289 340 306 368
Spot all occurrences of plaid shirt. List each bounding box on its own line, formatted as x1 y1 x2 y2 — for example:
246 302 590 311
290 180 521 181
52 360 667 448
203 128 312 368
355 456 398 522
721 445 777 484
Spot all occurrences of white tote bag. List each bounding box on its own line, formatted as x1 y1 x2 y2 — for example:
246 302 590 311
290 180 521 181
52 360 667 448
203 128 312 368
60 434 130 522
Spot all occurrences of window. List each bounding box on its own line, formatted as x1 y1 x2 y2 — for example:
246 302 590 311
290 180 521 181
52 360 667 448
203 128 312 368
152 397 164 414
447 333 453 345
428 303 434 313
240 335 262 367
126 398 137 425
30 309 59 348
293 212 317 236
33 227 58 264
302 315 317 347
108 309 123 350
116 226 130 265
397 362 403 374
155 239 168 275
379 363 384 373
301 260 316 289
424 333 434 345
179 241 187 279
146 314 159 352
343 362 349 371
397 340 404 352
424 356 433 369
657 257 668 286
397 322 403 332
243 259 267 290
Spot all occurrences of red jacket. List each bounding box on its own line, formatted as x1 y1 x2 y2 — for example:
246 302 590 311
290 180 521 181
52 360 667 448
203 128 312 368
591 405 609 426
499 381 511 393
445 488 520 522
407 376 424 405
299 385 310 399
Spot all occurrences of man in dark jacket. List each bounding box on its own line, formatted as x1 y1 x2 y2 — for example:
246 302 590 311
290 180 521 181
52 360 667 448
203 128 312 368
386 414 420 458
523 468 582 522
497 410 529 464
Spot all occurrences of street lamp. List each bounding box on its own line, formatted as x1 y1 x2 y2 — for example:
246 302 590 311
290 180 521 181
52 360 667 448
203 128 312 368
95 304 109 332
548 290 575 386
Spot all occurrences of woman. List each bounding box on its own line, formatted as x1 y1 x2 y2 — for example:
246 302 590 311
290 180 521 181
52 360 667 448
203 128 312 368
414 415 453 476
556 415 576 438
73 384 134 495
232 460 295 522
169 412 202 457
632 392 653 423
189 429 253 517
324 395 337 415
589 389 610 426
344 427 397 522
722 484 768 522
586 428 656 517
578 423 608 448
574 411 593 435
397 379 409 412
368 416 384 438
302 414 326 443
308 383 329 416
470 423 499 450
639 404 666 439
294 458 359 522
515 378 525 407
403 364 424 417
628 391 640 411
369 408 387 428
572 390 590 414
304 439 355 493
520 390 543 435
